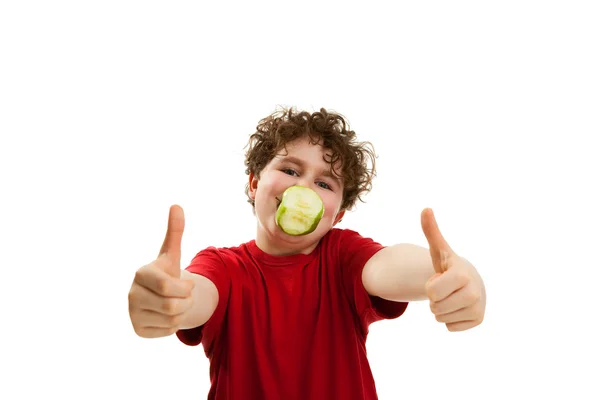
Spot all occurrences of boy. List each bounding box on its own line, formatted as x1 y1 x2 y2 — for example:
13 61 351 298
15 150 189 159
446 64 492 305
128 107 486 399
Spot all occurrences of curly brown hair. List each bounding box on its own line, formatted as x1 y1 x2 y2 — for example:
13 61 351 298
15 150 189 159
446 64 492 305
244 106 377 212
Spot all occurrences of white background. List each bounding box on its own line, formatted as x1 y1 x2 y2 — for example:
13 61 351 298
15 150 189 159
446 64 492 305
1 1 599 399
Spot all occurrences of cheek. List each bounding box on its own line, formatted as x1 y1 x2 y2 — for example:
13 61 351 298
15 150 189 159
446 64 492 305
321 192 342 219
255 174 284 204
261 174 297 197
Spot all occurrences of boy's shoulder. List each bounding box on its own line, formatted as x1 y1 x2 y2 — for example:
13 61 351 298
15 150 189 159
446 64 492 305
190 241 252 260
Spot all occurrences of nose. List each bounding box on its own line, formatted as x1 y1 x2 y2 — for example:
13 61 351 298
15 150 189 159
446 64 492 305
296 177 313 189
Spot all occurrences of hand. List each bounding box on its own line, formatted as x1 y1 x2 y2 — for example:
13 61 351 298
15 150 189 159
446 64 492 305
421 208 486 332
128 205 195 338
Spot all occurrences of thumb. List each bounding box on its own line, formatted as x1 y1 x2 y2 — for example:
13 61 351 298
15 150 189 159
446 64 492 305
421 208 453 274
158 204 185 277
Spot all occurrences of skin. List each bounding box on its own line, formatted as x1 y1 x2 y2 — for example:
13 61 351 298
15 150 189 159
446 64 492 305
363 208 487 331
128 205 218 338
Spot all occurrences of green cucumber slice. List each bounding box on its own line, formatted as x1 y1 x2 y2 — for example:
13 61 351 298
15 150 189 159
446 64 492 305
275 185 324 236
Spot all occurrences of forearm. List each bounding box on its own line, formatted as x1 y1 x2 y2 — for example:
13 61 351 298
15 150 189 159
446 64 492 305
178 270 219 330
362 243 436 302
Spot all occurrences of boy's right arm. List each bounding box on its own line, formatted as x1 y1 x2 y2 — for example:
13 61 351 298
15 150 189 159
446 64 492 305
128 205 218 338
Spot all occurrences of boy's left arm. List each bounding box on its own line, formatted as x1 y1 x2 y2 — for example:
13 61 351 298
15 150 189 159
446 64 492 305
362 208 486 332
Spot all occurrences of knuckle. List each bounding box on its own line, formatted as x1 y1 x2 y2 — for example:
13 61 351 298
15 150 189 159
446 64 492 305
157 279 171 296
182 297 193 314
464 289 480 304
167 314 183 327
458 272 471 285
425 285 438 301
128 287 139 308
134 265 149 282
161 298 179 314
132 323 146 338
127 288 136 303
429 301 438 314
430 292 441 303
133 269 144 285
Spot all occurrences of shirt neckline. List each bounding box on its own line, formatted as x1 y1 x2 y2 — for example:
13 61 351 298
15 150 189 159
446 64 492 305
245 239 320 267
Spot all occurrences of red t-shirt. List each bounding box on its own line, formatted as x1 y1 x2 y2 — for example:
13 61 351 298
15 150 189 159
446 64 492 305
176 228 408 400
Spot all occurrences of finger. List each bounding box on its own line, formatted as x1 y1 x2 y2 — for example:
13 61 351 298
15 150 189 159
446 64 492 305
421 208 452 253
429 280 481 314
130 282 193 315
425 264 470 302
433 304 478 324
421 208 454 274
134 264 194 298
135 309 186 329
134 326 179 339
446 319 483 332
158 205 185 275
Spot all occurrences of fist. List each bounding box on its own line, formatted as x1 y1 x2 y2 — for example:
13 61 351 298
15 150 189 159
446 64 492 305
128 205 195 338
421 208 486 332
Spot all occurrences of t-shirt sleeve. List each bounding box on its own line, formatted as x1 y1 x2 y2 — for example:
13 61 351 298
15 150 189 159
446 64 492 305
175 247 231 350
338 229 408 334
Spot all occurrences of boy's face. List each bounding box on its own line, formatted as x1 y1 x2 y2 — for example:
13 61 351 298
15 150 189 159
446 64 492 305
248 135 346 255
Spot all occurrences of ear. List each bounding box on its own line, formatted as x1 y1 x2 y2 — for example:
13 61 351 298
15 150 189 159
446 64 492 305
248 172 259 199
333 209 345 226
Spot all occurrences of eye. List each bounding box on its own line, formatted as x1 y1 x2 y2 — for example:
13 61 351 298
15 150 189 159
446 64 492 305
282 168 298 176
317 181 332 190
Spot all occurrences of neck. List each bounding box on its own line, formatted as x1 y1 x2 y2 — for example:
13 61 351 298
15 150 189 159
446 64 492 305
255 224 320 256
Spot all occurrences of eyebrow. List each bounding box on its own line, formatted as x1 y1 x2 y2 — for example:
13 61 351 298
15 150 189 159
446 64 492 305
277 156 341 183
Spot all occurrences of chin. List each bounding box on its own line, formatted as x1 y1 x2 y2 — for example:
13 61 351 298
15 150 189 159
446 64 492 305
261 215 317 242
256 202 332 250
276 219 331 243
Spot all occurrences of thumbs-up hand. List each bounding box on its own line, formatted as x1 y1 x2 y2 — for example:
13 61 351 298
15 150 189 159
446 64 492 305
421 208 486 332
128 205 195 338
